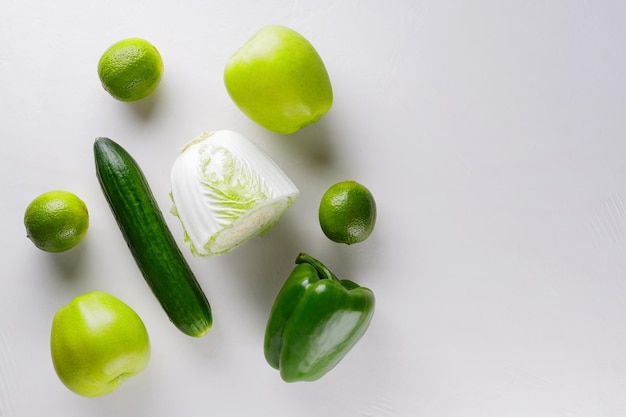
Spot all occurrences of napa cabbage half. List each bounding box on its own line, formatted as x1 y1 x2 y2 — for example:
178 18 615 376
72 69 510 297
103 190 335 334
170 130 299 257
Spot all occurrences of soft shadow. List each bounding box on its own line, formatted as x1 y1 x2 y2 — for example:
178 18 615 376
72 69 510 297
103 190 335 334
126 86 163 120
49 237 89 281
220 215 308 325
281 115 337 168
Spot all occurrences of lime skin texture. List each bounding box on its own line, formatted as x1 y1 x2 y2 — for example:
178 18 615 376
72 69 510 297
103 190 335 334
23 190 89 253
318 180 377 245
97 38 163 102
224 25 333 134
50 291 151 397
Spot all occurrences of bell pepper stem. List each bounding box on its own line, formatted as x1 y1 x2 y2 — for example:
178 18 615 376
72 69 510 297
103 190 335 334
295 252 339 282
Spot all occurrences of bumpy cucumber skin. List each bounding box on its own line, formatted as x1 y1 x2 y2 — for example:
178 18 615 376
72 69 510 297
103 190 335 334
94 137 212 337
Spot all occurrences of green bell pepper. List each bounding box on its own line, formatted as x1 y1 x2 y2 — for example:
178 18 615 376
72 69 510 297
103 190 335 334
264 252 375 382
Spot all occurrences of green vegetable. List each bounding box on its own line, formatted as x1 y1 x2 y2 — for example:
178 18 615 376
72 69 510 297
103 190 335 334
264 253 375 382
170 130 299 257
94 137 212 337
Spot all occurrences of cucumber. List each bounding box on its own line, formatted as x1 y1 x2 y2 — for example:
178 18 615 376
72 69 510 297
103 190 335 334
94 137 212 337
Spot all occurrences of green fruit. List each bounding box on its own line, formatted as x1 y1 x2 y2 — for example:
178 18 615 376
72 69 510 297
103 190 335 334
24 190 89 253
50 291 150 397
97 38 163 102
318 180 377 245
224 25 333 134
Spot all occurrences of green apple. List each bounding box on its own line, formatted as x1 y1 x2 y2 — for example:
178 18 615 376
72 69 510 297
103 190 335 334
224 25 333 134
50 291 150 397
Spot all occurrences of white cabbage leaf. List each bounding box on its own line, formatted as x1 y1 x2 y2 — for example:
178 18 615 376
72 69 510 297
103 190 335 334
170 130 299 257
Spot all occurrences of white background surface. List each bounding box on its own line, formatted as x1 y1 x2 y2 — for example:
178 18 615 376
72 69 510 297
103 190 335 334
2 1 626 416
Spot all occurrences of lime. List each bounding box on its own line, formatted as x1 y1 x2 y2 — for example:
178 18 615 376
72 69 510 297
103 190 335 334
97 38 163 102
24 191 89 253
318 180 377 245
